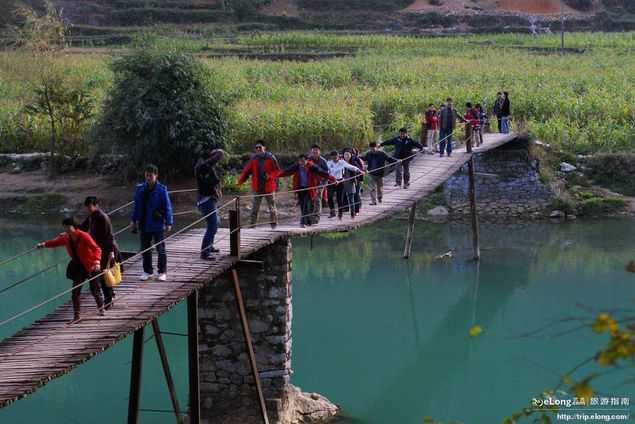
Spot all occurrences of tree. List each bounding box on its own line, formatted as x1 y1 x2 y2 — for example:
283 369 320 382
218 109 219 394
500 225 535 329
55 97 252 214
11 0 66 52
23 62 96 177
96 49 227 180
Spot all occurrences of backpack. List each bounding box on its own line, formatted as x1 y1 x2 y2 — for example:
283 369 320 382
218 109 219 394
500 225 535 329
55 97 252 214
197 162 220 197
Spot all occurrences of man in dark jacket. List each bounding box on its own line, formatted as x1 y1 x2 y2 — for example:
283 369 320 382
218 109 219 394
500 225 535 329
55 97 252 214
380 128 423 189
439 97 463 158
308 144 329 224
195 148 224 260
361 142 397 205
131 164 174 282
493 92 504 133
238 141 280 229
80 196 118 309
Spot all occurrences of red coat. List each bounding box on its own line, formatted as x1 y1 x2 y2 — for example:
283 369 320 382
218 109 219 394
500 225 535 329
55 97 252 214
465 109 480 129
238 152 280 194
278 161 335 200
44 231 102 273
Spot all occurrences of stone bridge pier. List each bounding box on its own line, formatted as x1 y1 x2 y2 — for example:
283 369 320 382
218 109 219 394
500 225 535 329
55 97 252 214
197 238 338 424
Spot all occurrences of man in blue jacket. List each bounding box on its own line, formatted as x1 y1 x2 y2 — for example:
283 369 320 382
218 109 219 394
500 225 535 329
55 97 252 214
380 128 423 189
131 164 174 281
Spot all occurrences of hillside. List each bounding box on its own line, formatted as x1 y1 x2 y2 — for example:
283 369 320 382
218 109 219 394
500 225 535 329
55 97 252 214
2 0 635 33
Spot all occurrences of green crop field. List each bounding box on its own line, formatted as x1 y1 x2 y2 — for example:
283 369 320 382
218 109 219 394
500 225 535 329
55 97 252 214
0 31 633 156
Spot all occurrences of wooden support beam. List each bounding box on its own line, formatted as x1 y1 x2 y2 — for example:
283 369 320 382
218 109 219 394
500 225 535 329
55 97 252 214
127 327 145 424
467 157 481 261
151 319 183 424
403 202 417 259
187 291 201 424
230 197 241 258
231 269 270 424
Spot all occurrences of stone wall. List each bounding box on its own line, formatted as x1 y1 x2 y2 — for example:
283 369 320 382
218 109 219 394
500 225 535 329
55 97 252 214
197 238 338 424
443 140 553 218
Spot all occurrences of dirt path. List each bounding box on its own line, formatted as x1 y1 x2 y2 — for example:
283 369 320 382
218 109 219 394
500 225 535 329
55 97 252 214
258 0 300 17
404 0 591 15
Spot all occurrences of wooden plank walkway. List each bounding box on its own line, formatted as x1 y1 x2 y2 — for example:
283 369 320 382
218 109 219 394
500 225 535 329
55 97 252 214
0 132 516 408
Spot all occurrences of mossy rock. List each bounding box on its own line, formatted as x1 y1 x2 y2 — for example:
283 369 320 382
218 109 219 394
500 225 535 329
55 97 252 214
577 197 626 216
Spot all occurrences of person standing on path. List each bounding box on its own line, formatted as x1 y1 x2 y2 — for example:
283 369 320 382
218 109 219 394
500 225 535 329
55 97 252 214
493 92 504 133
238 141 280 229
277 154 335 228
341 150 364 220
80 196 119 309
380 128 423 189
37 217 104 323
308 144 329 224
361 142 398 205
131 164 173 282
438 98 461 158
501 91 511 134
195 148 224 260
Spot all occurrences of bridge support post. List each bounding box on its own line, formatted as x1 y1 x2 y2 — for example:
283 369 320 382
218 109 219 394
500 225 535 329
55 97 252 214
188 291 201 424
468 158 481 261
403 201 417 259
151 319 183 423
127 327 145 424
466 127 481 261
232 269 270 424
230 197 241 258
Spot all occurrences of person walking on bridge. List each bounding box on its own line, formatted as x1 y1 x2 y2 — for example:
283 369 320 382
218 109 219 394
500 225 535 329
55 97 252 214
380 128 423 189
501 91 511 134
131 164 173 282
238 141 280 229
278 154 335 228
327 150 363 220
195 148 224 260
438 98 461 158
80 196 119 310
308 144 329 224
493 92 504 133
361 142 398 205
37 217 104 323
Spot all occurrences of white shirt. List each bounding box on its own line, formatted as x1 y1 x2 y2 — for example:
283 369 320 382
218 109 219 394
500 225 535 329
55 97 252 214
327 159 361 180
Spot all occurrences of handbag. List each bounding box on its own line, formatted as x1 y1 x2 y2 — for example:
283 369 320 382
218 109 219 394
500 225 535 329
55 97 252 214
104 259 122 287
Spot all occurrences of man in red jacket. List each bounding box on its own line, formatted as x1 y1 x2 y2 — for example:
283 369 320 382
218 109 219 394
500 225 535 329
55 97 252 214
238 141 280 229
277 154 335 228
37 217 104 323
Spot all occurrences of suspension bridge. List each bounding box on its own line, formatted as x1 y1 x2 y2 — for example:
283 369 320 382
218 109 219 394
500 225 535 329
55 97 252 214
0 132 516 422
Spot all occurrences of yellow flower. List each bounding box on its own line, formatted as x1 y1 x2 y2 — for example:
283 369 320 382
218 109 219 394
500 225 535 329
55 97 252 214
469 325 483 337
574 383 593 404
596 351 612 366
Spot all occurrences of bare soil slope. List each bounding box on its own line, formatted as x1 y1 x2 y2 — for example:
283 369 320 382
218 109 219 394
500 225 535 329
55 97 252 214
405 0 592 15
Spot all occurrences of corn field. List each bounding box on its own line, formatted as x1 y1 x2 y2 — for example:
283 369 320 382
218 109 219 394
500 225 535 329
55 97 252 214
0 32 633 155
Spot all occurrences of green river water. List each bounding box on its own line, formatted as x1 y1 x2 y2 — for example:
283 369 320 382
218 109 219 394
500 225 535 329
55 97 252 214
0 217 633 423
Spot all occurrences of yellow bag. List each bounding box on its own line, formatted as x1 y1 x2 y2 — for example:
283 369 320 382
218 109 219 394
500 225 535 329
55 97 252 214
104 260 122 287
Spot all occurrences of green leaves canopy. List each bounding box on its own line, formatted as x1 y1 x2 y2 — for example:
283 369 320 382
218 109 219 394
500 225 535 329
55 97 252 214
98 49 227 180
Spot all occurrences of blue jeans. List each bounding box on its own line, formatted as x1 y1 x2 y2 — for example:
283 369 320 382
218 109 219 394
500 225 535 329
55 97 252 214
501 117 510 133
199 198 220 258
439 128 453 156
354 181 362 213
140 230 166 274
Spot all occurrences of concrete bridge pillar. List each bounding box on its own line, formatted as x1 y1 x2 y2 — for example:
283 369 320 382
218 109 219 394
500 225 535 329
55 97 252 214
197 238 337 424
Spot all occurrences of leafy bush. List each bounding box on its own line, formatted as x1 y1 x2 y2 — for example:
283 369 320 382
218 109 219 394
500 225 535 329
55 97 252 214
577 197 626 216
582 153 635 195
96 49 227 180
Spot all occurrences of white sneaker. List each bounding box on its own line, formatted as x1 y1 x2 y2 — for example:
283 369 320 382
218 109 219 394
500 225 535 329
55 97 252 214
139 272 154 281
157 273 167 282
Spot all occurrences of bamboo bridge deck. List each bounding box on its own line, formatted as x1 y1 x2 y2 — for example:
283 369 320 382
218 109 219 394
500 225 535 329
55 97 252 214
0 132 516 408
